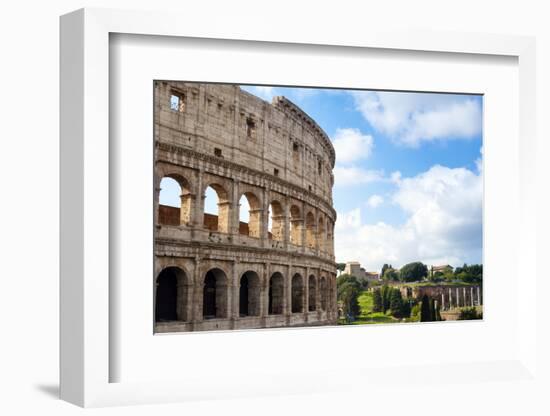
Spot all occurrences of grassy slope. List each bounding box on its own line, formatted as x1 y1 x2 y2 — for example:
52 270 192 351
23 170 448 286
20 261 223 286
348 291 399 325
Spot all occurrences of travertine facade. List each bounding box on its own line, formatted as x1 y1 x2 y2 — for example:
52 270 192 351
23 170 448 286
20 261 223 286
154 82 338 332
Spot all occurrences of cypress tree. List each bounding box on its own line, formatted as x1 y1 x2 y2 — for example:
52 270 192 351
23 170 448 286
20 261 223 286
372 288 383 312
389 289 403 318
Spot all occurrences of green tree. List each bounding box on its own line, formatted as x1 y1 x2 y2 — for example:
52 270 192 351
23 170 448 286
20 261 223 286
337 274 361 291
372 288 383 312
410 303 421 322
337 274 362 322
420 294 433 322
458 307 480 320
454 264 483 283
400 299 412 318
382 268 399 282
336 263 346 276
339 283 361 321
389 288 405 318
399 262 428 282
380 285 392 313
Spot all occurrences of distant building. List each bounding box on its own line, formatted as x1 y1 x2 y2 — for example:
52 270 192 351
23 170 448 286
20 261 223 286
365 271 380 280
430 264 453 278
343 261 380 282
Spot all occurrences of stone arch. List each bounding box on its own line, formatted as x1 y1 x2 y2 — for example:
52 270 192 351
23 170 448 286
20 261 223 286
305 211 316 249
155 266 188 322
268 199 285 242
239 271 261 316
320 276 328 311
158 173 193 226
203 182 231 233
268 272 284 315
308 275 317 312
289 204 303 246
239 191 262 238
203 268 228 319
291 273 304 313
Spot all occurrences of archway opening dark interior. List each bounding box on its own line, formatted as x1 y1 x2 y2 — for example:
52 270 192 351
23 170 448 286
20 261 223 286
203 271 217 319
155 267 179 322
239 275 249 316
308 275 317 312
239 271 260 317
202 268 228 319
268 273 284 315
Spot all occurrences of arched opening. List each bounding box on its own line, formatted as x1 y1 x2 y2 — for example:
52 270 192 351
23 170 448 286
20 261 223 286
158 175 192 226
290 205 303 246
291 273 304 313
305 212 316 249
308 275 317 312
269 201 284 241
239 192 261 238
268 272 284 315
317 216 326 252
155 267 187 322
203 184 230 233
203 268 228 319
320 276 328 311
239 271 261 316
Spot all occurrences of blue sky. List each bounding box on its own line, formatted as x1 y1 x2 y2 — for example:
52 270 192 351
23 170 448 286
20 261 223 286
161 84 483 272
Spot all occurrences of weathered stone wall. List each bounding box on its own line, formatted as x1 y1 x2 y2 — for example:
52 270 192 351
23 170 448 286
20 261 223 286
154 81 338 332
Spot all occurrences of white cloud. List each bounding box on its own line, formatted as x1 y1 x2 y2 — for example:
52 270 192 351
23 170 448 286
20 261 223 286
334 164 482 271
390 171 402 183
332 128 374 163
351 91 482 147
333 166 384 187
367 194 384 208
242 86 277 101
335 208 361 230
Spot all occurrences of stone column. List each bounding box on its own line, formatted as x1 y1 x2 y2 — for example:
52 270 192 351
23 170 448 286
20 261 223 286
283 195 290 249
231 180 240 235
448 288 453 308
185 282 194 323
315 268 321 320
304 267 310 321
456 287 461 307
470 287 474 307
154 180 161 226
261 186 270 246
477 286 481 306
463 287 467 307
300 203 307 253
194 169 204 227
229 261 239 328
441 292 445 311
192 257 202 324
260 262 271 327
179 193 194 225
316 215 322 257
285 265 292 325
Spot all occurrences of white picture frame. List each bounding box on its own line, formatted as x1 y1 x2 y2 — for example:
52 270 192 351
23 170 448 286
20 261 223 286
60 7 538 408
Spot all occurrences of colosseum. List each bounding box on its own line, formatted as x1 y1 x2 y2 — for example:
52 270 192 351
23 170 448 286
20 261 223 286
154 81 338 333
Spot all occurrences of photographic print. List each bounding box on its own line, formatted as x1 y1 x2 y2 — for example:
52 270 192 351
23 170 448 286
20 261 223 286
154 82 483 333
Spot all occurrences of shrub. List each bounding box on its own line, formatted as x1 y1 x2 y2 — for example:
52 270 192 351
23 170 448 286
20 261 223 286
458 307 480 320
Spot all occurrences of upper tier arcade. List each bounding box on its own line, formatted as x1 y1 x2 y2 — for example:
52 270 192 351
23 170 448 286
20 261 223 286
154 82 336 205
